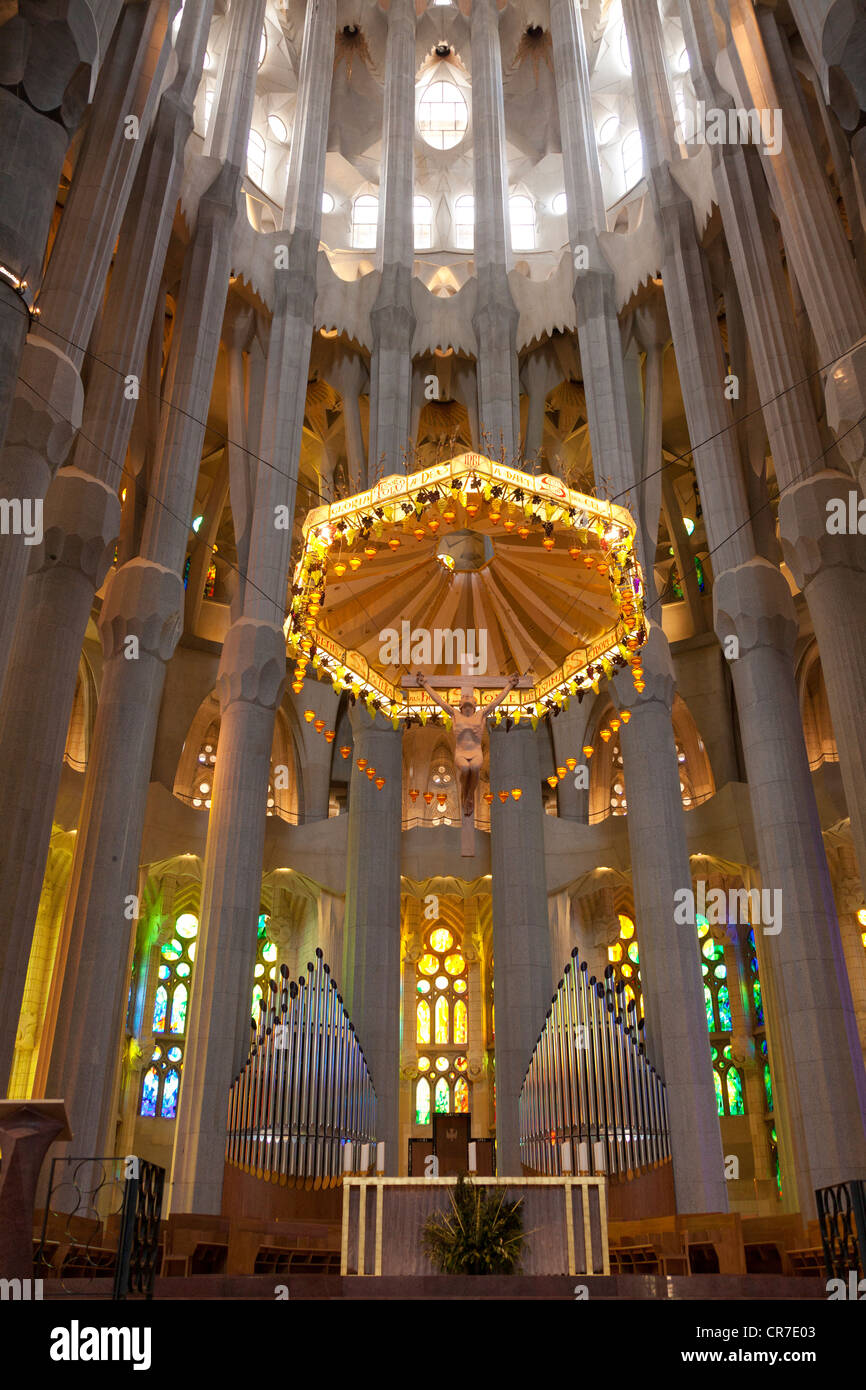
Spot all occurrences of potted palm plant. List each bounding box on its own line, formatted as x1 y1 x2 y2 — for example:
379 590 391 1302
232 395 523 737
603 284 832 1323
421 1174 526 1275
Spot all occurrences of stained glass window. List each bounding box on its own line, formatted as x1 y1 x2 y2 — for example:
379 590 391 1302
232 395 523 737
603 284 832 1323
140 1067 159 1118
454 1077 469 1113
454 998 467 1045
140 914 199 1118
416 1077 431 1125
726 1065 744 1116
607 913 643 1019
435 995 449 1045
413 918 471 1120
161 1069 180 1119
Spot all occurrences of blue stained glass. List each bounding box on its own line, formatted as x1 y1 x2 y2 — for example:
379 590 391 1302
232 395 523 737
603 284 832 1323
161 1068 179 1119
169 983 187 1034
167 1046 182 1062
748 928 755 947
752 978 763 1024
140 1066 159 1117
152 985 167 1033
717 984 732 1031
158 965 169 980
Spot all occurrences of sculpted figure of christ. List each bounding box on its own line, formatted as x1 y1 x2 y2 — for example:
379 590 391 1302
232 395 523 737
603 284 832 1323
416 672 520 817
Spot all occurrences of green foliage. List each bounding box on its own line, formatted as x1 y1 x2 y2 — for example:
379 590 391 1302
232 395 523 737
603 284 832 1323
421 1174 526 1275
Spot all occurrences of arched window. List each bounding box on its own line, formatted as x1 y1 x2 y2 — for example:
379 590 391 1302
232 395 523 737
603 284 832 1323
454 194 474 250
351 194 378 249
607 912 643 1019
251 914 279 1026
140 913 199 1119
622 130 644 188
509 194 535 250
417 79 468 150
247 129 266 186
414 922 470 1124
414 194 434 249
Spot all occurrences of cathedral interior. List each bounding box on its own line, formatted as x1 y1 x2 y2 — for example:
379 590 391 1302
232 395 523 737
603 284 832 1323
1 0 866 1299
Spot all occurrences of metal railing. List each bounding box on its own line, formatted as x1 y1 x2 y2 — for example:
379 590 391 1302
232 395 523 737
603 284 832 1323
519 950 670 1178
816 1179 866 1281
226 949 376 1186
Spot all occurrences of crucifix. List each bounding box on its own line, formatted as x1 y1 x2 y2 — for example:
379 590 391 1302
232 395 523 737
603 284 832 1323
404 673 528 856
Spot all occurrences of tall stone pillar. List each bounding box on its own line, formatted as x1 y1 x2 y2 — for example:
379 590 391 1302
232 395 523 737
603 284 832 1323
624 0 866 1214
613 629 728 1211
368 0 416 475
0 3 98 455
29 1 266 1158
340 707 403 1169
488 721 550 1175
470 0 519 454
170 0 337 1212
0 0 174 690
682 0 866 908
0 1 213 1090
550 0 727 1204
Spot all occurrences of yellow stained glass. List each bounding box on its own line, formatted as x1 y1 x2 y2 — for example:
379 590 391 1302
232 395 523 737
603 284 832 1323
435 1055 449 1071
454 1077 469 1113
454 998 468 1045
416 998 430 1044
430 928 454 952
175 913 198 939
453 979 467 993
618 914 635 939
620 962 632 978
418 1055 430 1070
608 942 623 962
444 953 465 975
435 995 449 1044
419 953 439 975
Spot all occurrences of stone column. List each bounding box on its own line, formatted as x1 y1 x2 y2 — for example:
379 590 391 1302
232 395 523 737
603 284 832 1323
0 2 215 1092
551 0 727 1205
170 0 336 1212
683 1 866 905
0 2 97 455
368 0 416 475
613 628 729 1211
29 2 266 1160
340 706 403 1168
625 0 866 1213
488 720 551 1175
470 0 519 454
0 1 173 689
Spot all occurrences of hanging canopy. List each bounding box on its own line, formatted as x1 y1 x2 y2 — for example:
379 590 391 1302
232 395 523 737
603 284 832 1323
285 453 647 719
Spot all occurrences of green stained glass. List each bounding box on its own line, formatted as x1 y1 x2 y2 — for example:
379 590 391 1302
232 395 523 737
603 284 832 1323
434 1077 449 1113
717 984 731 1031
763 1061 773 1112
704 985 714 1032
713 1068 724 1116
415 1077 430 1126
627 941 639 964
752 978 763 1024
176 962 190 978
161 939 183 961
714 963 727 980
726 1066 744 1115
257 914 268 938
697 915 709 937
252 984 263 1023
262 941 277 963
